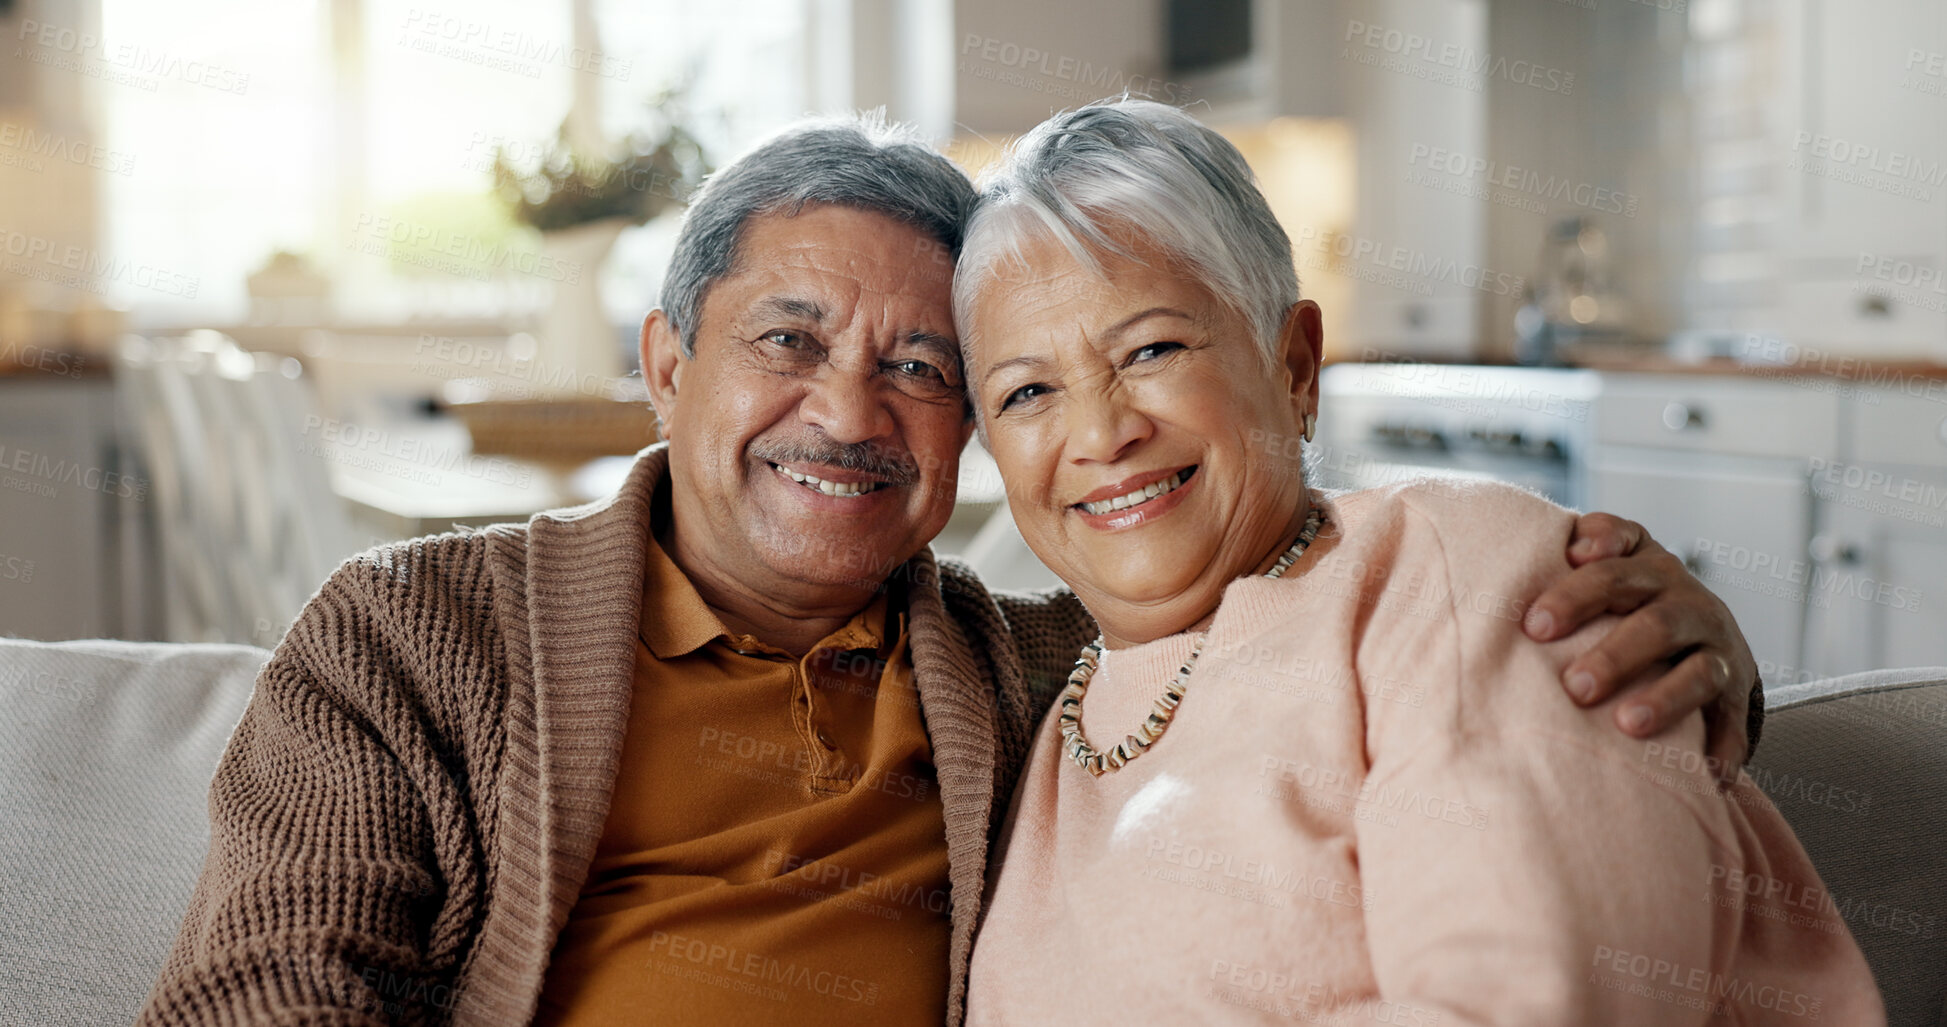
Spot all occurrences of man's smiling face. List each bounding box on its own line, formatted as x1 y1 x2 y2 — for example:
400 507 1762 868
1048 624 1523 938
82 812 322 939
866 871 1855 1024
647 203 972 597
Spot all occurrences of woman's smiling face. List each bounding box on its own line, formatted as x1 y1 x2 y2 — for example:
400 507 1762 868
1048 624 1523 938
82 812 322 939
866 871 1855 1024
965 229 1324 646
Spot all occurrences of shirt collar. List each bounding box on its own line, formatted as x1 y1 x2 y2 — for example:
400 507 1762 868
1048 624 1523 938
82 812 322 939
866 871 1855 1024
638 525 729 659
638 493 898 659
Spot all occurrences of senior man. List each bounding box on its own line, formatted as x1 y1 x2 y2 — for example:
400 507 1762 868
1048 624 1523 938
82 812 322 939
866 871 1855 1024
140 114 1761 1026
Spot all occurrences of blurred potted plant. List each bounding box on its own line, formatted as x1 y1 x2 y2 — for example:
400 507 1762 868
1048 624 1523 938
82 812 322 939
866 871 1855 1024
492 95 707 387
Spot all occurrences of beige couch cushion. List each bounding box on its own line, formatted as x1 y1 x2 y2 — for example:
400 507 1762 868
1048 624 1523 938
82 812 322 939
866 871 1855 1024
0 638 265 1027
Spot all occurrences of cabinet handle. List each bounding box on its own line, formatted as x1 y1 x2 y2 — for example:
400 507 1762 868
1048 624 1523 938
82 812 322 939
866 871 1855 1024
1661 401 1706 432
1808 534 1862 565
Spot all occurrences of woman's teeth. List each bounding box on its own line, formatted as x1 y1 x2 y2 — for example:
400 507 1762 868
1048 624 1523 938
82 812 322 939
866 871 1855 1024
1080 468 1190 515
774 464 883 497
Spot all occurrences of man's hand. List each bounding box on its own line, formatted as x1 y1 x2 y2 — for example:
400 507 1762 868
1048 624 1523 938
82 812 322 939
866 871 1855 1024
1522 512 1758 781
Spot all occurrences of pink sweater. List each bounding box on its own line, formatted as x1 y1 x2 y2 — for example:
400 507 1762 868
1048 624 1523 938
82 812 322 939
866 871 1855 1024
968 481 1883 1026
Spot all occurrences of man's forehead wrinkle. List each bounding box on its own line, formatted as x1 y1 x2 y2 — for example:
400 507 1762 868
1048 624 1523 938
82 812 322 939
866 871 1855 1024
713 220 956 353
750 295 829 323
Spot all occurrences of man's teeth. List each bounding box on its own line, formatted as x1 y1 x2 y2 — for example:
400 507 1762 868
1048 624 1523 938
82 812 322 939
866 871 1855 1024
774 464 883 497
1081 469 1189 515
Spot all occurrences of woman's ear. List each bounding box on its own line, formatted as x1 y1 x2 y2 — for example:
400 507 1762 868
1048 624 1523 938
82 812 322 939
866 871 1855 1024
641 310 684 441
1277 300 1326 422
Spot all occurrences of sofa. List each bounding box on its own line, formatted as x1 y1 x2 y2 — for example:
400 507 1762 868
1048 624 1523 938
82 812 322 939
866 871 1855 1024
2 637 1942 1025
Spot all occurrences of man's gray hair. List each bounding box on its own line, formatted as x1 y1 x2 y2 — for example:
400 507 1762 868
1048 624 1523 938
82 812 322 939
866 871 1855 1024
660 112 976 356
954 98 1299 366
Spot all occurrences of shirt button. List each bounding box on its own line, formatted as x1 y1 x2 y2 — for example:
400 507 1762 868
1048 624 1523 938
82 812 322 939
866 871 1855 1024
816 729 836 750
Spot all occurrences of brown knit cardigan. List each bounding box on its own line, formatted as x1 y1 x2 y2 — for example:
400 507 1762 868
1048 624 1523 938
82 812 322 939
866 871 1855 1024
136 445 1095 1026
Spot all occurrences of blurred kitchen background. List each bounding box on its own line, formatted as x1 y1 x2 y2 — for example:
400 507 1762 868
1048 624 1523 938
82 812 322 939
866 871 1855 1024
1 0 1942 685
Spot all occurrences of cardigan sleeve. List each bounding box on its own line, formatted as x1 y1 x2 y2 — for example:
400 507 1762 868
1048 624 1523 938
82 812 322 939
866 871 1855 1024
136 555 472 1027
982 583 1098 709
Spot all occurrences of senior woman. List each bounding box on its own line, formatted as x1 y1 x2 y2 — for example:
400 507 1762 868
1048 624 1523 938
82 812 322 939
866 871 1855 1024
957 100 1882 1025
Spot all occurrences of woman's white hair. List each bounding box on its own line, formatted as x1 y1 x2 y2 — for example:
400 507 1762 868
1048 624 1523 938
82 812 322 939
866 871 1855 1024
953 98 1300 366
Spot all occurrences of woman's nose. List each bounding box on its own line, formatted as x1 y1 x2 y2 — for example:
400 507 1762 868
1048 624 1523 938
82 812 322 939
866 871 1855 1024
798 366 896 444
1066 384 1152 465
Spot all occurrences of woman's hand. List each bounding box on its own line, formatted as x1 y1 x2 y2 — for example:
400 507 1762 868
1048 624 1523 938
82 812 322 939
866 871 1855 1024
1522 512 1758 781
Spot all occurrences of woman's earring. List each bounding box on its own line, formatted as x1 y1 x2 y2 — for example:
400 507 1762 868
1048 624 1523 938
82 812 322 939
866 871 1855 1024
1302 412 1317 443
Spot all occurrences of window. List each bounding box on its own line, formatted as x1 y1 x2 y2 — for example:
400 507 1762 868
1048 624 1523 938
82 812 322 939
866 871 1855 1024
97 0 813 329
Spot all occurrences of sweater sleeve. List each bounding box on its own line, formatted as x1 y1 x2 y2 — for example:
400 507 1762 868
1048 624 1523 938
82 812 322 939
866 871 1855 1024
136 557 469 1027
1348 484 1880 1026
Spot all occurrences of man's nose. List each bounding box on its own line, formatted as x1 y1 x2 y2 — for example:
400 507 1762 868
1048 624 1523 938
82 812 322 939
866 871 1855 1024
798 365 896 444
1066 384 1151 465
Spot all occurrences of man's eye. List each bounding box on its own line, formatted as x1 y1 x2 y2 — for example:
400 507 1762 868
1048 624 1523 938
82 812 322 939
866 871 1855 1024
1000 383 1050 411
1130 341 1185 363
762 331 807 348
891 359 945 382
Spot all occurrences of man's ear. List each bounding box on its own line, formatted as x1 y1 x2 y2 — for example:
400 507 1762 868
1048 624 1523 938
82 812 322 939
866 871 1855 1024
641 309 685 441
1277 299 1326 424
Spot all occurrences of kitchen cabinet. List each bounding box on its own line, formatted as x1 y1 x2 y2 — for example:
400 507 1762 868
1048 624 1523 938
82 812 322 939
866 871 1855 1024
1585 374 1839 680
1770 0 1947 355
1325 364 1947 681
1800 390 1947 678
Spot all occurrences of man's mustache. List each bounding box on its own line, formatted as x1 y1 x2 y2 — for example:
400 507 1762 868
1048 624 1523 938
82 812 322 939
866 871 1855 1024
749 437 921 486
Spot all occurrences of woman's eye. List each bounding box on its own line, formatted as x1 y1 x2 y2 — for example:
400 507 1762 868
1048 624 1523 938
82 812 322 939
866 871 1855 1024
1130 341 1184 363
999 383 1050 411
